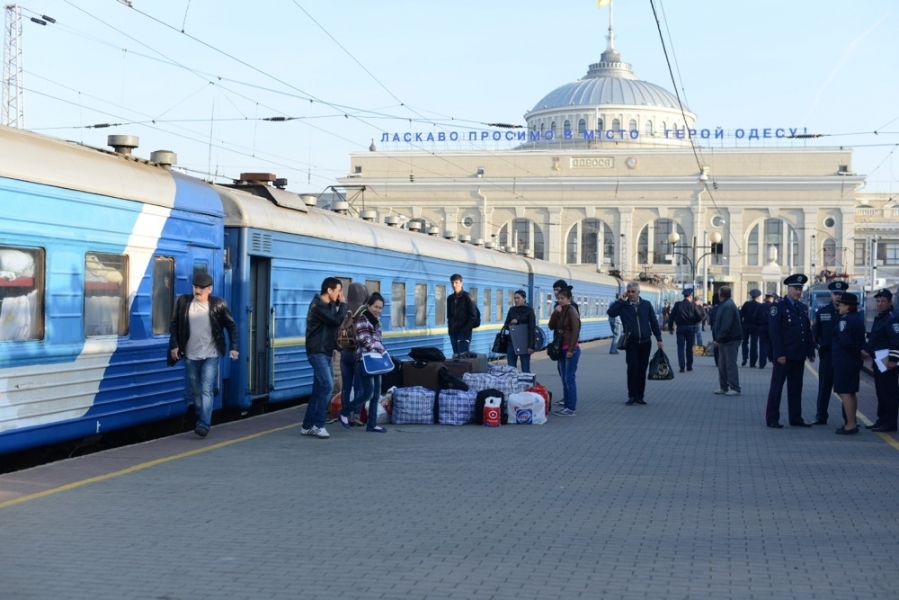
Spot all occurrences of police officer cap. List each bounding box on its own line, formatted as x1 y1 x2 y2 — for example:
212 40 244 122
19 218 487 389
192 272 213 288
682 288 694 297
838 292 859 305
874 288 893 300
827 281 849 292
749 289 761 298
783 273 808 287
764 292 777 300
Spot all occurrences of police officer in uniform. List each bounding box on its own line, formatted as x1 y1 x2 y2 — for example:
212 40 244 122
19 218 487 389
811 280 849 425
765 274 816 428
756 292 776 369
740 289 762 366
668 288 705 373
861 288 899 432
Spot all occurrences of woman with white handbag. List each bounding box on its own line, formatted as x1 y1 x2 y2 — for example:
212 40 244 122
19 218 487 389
338 292 389 433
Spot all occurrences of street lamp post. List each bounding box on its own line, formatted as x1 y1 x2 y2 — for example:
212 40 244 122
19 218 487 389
667 231 723 299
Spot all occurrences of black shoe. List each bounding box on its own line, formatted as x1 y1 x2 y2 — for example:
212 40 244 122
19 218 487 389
871 425 898 433
835 426 859 435
758 365 766 369
194 426 209 438
865 422 882 430
625 398 636 406
790 421 812 428
767 423 784 429
686 367 693 371
679 368 685 373
742 360 747 366
811 419 828 426
635 398 647 405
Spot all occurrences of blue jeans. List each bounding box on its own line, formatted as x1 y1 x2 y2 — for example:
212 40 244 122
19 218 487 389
304 352 333 429
558 346 580 410
609 318 621 354
340 349 363 419
449 329 472 356
340 362 381 428
506 346 531 373
185 357 218 432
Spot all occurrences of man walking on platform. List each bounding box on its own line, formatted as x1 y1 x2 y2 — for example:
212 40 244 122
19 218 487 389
765 274 815 428
712 286 742 396
608 281 663 406
740 289 762 366
812 281 848 425
756 292 776 369
668 288 704 373
861 288 899 432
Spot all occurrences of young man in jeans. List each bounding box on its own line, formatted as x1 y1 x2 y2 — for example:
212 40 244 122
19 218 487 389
302 277 347 439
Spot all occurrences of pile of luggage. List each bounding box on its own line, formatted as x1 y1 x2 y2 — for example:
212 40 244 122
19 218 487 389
380 347 550 426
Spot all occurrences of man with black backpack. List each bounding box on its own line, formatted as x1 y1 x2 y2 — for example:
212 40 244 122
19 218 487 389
447 274 480 356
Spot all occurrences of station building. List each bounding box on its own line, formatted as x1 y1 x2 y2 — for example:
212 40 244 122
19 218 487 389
335 36 890 301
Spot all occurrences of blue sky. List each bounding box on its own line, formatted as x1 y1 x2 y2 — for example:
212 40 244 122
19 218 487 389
15 0 899 195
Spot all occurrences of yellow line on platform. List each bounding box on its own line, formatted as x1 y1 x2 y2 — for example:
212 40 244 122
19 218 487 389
0 422 301 510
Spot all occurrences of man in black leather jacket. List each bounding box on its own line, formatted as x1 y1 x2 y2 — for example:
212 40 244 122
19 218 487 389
608 281 663 405
168 272 239 437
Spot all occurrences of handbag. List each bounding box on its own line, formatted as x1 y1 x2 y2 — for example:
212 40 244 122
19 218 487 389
361 350 394 375
546 330 563 361
616 330 630 351
648 349 675 380
491 330 509 354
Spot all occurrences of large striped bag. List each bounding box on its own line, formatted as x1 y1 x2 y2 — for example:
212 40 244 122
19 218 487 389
437 388 478 426
391 386 436 425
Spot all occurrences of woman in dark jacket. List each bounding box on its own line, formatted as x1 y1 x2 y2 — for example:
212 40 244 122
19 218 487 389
832 293 865 435
503 289 536 373
338 293 388 433
549 288 581 416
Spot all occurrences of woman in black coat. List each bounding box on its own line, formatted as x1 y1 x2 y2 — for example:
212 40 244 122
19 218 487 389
503 289 536 373
831 292 865 435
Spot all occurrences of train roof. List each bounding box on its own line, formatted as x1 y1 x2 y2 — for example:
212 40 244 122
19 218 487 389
0 125 181 209
216 184 535 273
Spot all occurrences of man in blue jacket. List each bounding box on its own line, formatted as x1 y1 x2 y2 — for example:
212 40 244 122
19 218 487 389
668 288 705 373
861 288 899 432
608 281 663 405
812 280 848 425
765 274 816 428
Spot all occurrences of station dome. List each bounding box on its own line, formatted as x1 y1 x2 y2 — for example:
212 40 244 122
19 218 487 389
523 42 697 147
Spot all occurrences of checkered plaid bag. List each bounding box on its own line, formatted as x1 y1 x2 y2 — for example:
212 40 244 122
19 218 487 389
437 388 477 425
391 386 436 425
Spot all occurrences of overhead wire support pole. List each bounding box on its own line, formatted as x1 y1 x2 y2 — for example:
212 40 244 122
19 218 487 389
3 3 24 128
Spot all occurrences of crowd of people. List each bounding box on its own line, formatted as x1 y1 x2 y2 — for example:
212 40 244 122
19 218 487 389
168 271 898 439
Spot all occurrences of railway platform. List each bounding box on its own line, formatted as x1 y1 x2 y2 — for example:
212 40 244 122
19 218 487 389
1 340 897 600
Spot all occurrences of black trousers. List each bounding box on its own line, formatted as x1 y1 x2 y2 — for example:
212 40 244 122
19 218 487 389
742 325 759 365
675 325 696 370
625 339 652 399
766 359 806 425
757 329 771 368
873 367 899 428
815 350 834 422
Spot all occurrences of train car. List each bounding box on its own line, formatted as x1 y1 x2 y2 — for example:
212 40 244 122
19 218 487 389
0 126 225 454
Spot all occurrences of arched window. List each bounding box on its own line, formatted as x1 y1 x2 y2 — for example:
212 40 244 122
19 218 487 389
637 219 684 266
823 238 838 268
499 219 545 260
612 118 621 131
577 118 586 134
597 118 604 131
565 219 615 266
645 120 654 136
563 119 571 133
747 219 799 267
628 119 637 132
550 121 557 136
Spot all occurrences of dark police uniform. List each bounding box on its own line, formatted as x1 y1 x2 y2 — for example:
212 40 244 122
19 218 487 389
668 289 704 372
766 274 815 428
740 290 761 366
755 293 775 369
832 303 865 395
866 288 899 432
812 281 848 424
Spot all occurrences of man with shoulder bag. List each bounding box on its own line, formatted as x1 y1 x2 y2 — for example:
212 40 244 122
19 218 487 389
607 282 663 406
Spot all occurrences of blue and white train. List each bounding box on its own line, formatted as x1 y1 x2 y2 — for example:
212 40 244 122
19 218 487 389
0 125 665 454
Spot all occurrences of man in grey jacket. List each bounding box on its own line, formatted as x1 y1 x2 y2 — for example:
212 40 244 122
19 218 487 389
712 286 743 396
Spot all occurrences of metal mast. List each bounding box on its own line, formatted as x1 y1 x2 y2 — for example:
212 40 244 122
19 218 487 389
3 4 24 128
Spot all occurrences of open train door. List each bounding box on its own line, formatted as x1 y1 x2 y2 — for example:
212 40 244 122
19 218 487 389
247 256 272 400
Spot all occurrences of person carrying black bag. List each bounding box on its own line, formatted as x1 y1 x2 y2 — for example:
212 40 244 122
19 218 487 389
502 289 536 373
607 281 663 406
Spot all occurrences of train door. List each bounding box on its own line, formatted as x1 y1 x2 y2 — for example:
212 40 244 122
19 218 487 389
247 257 272 398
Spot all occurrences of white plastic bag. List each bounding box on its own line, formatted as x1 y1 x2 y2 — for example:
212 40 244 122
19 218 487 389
505 391 546 425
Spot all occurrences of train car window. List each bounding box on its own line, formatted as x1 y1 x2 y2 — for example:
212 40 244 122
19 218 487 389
484 289 492 323
469 288 478 322
546 292 553 320
435 285 446 325
366 280 380 294
0 246 44 341
152 257 174 336
497 289 504 322
414 283 428 326
391 282 406 329
84 252 128 337
338 277 352 291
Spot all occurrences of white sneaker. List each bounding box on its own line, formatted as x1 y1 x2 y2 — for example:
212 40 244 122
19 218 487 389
300 426 314 435
713 389 727 395
725 390 741 396
312 426 330 438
